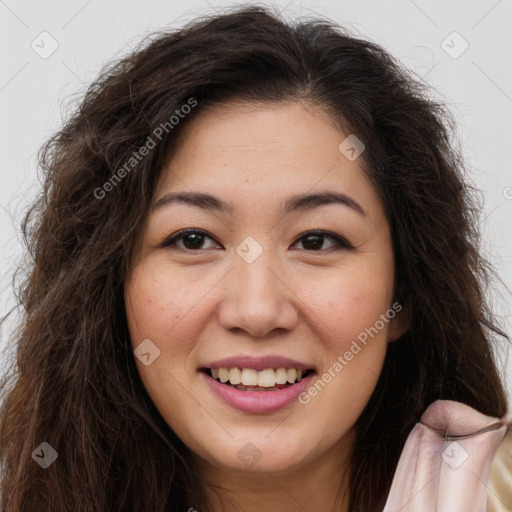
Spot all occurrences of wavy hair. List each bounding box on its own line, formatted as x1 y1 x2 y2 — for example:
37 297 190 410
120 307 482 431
0 4 508 511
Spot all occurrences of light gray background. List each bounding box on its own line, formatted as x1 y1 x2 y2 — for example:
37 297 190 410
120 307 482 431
1 0 511 401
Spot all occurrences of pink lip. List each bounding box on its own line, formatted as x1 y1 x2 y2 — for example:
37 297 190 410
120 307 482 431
200 370 316 414
200 355 314 372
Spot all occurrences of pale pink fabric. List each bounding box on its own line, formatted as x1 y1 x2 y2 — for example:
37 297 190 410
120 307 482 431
383 400 510 512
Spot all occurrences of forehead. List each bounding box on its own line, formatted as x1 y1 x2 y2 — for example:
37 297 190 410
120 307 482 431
154 100 383 220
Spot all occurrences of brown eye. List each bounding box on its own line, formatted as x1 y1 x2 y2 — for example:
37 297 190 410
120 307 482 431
161 229 353 252
161 229 222 250
292 230 353 251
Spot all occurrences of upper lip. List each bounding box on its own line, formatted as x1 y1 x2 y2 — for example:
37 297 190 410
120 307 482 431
200 356 315 372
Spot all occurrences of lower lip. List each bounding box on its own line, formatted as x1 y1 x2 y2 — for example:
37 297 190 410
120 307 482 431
200 371 316 414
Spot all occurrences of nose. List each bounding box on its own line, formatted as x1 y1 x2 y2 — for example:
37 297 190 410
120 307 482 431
216 252 299 338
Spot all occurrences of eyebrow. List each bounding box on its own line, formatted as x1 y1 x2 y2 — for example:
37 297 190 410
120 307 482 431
151 190 366 217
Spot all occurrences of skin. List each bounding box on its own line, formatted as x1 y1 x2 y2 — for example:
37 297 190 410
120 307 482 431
124 100 409 512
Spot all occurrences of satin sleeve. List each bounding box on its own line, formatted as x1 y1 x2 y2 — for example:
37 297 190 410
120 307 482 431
487 433 512 512
383 400 509 512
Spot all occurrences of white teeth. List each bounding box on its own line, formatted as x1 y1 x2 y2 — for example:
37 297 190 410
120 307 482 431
241 368 258 386
210 367 309 387
257 369 276 388
286 369 297 384
218 367 229 383
228 367 242 385
275 368 288 384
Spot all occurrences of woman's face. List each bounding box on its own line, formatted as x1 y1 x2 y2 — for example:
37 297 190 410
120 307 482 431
124 100 407 478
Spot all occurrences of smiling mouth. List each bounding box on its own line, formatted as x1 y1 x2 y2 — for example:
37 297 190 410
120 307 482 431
200 367 316 392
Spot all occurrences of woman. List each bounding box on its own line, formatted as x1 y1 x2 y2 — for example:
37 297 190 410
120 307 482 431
0 5 509 511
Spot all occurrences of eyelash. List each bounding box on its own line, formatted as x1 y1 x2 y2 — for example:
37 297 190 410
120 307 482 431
160 228 354 252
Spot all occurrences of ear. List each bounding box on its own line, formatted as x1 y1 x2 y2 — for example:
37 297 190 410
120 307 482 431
387 301 412 342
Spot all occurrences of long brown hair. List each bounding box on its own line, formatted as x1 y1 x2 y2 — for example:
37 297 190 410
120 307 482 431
0 5 508 511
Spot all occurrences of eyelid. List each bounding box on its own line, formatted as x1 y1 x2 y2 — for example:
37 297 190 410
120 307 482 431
292 229 354 250
160 228 220 249
160 228 354 251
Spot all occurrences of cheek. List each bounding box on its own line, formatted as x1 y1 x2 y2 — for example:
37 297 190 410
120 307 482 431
125 263 201 344
296 271 392 436
124 265 202 420
297 261 394 350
